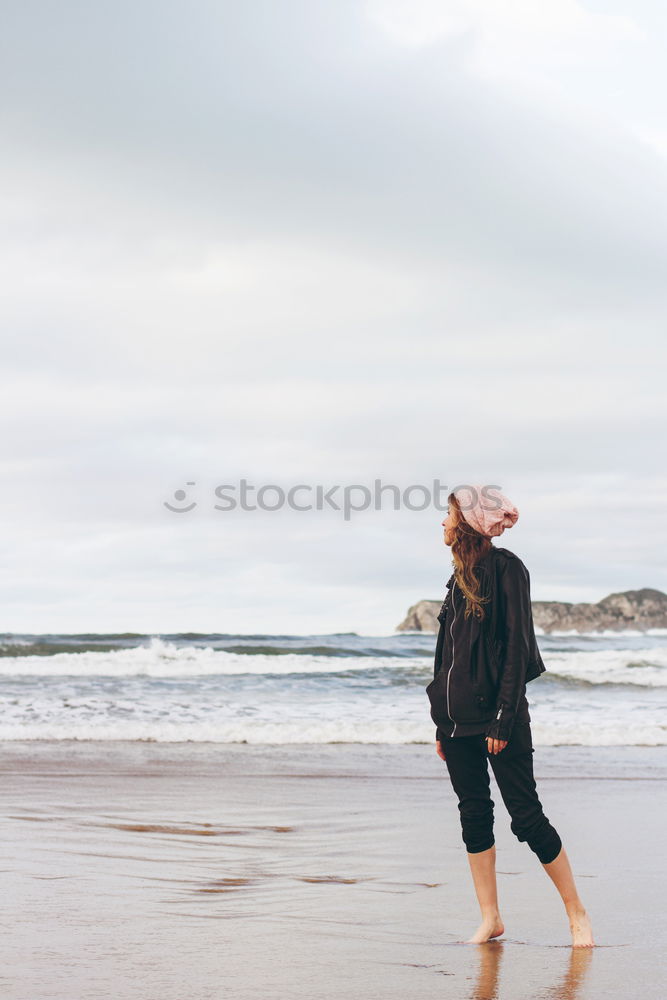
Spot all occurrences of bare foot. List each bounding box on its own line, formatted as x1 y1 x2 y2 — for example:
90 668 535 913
466 915 505 943
568 904 595 947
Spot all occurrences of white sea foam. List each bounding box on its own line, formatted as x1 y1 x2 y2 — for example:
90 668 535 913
0 638 427 677
0 638 665 687
0 717 662 745
548 628 660 638
543 648 667 686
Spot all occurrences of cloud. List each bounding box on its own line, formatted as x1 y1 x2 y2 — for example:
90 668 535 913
364 0 643 76
0 1 665 631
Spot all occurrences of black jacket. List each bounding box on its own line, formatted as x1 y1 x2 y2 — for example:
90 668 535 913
425 546 546 742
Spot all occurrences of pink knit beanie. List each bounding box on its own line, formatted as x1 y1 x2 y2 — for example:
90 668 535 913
452 483 519 538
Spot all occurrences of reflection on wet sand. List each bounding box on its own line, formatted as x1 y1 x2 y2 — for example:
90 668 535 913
468 941 594 1000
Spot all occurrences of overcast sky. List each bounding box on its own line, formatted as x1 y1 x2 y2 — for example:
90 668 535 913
1 0 666 635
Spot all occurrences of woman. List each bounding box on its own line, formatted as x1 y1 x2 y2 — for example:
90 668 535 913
426 484 594 948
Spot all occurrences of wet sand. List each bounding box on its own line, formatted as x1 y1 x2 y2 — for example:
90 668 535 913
0 741 665 999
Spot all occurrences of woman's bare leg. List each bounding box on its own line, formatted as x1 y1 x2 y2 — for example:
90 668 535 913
465 844 505 943
541 844 595 947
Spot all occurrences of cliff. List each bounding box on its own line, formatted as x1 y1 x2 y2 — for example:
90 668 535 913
396 587 667 634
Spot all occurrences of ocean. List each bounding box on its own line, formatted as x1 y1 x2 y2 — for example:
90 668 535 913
0 629 665 746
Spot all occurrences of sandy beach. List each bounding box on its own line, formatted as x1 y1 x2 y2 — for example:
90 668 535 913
1 740 665 999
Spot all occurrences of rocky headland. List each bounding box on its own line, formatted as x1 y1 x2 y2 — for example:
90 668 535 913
396 587 667 634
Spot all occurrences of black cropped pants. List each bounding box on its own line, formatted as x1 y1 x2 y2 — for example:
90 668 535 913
441 721 562 865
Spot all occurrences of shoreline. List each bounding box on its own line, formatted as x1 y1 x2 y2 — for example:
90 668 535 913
2 741 666 999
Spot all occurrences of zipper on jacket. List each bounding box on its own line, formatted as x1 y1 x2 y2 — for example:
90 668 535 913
495 706 503 721
446 586 458 736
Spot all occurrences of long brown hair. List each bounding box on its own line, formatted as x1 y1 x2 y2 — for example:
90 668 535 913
448 492 492 620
